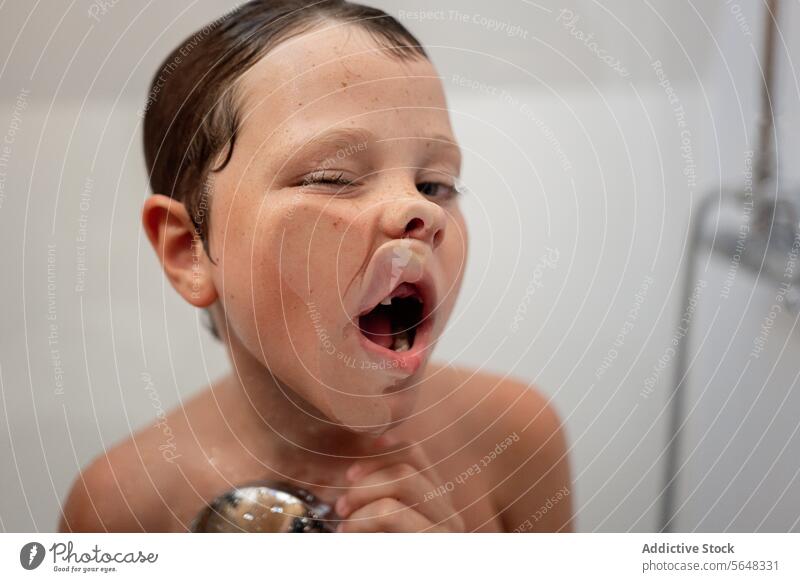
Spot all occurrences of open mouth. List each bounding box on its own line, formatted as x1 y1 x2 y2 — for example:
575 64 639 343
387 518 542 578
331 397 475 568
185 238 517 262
357 283 424 353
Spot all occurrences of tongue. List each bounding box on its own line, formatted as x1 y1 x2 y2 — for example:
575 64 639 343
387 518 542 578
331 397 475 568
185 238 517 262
359 309 393 349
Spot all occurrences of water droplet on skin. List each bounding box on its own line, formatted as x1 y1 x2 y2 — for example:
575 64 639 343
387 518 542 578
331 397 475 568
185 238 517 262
243 512 254 521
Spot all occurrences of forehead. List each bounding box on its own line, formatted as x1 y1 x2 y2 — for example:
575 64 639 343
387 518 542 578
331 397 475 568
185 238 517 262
234 23 453 150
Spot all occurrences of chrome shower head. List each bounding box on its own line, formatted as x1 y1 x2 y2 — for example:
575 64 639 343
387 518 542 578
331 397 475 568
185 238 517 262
191 480 339 533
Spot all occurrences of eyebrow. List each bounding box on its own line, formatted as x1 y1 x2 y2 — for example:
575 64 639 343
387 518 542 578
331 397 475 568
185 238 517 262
290 127 375 160
377 133 462 167
289 127 462 167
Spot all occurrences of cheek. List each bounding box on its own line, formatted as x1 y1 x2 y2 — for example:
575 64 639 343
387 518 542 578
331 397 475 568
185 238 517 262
220 195 365 291
440 209 468 301
213 196 387 385
266 199 374 309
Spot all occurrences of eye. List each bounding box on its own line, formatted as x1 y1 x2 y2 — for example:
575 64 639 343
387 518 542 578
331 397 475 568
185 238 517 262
301 170 355 188
416 181 461 201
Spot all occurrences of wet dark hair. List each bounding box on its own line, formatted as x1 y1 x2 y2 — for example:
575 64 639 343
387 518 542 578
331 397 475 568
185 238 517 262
142 0 428 338
143 0 428 245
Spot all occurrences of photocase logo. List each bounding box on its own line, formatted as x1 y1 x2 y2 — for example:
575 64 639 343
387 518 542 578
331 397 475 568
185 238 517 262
19 542 45 570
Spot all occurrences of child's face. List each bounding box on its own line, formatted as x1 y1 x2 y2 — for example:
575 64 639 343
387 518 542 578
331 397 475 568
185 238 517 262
207 24 466 433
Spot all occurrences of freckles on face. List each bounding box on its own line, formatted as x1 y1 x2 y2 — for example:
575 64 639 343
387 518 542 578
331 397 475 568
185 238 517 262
208 24 467 431
235 195 417 431
262 195 373 319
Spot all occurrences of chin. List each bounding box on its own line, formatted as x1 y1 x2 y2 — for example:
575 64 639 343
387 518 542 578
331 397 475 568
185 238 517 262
320 378 422 435
382 383 422 427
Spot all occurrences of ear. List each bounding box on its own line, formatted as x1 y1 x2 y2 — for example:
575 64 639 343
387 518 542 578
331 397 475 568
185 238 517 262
142 194 218 308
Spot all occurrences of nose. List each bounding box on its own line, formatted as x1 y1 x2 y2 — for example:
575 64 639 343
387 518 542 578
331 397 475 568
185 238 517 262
382 196 447 250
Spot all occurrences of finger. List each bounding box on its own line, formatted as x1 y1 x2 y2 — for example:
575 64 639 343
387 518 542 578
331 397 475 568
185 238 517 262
336 498 435 533
336 464 454 525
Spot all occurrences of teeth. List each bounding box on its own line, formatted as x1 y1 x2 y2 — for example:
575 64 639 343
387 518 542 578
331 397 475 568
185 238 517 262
392 331 410 352
380 297 392 306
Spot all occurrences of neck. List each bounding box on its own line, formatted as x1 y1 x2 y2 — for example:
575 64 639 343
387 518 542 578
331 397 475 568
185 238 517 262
217 342 381 488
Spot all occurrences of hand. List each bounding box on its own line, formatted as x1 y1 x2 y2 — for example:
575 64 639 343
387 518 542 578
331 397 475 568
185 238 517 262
334 435 466 532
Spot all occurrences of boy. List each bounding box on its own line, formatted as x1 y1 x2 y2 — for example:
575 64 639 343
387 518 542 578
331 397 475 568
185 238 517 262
61 0 572 533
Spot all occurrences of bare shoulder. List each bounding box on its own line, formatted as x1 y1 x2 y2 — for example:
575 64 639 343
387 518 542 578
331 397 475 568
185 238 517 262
421 362 562 443
422 363 574 532
59 388 214 532
60 436 157 532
